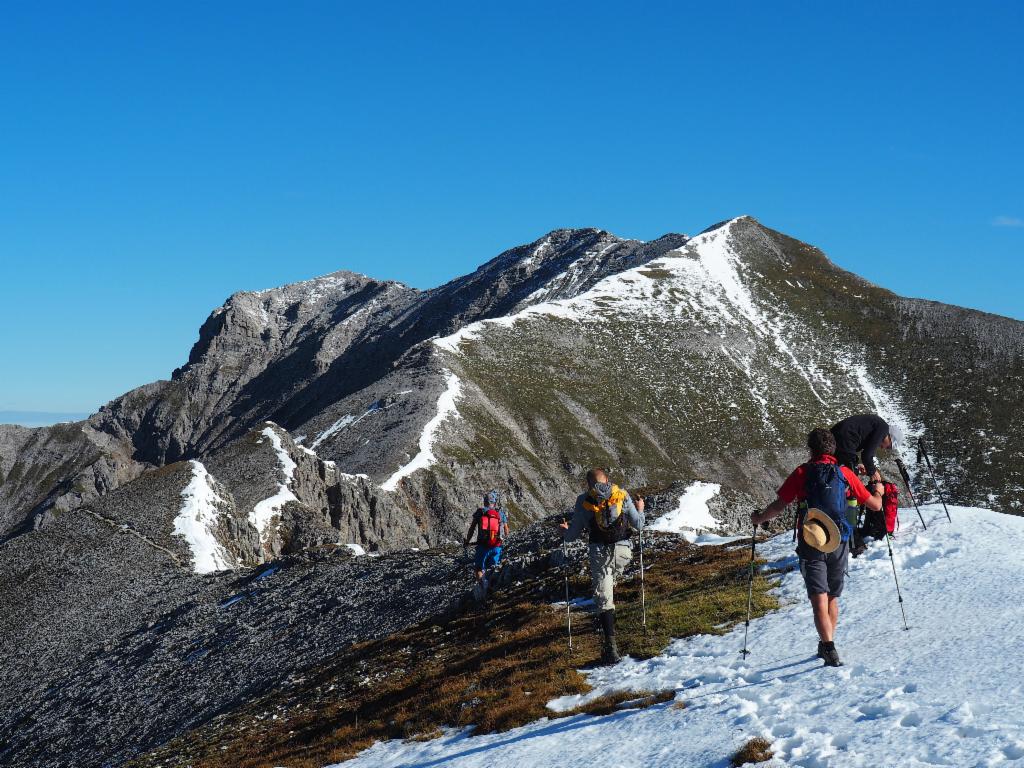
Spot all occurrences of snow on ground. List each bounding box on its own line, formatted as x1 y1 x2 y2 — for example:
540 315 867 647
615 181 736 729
649 481 722 539
381 372 463 492
250 425 298 539
172 460 237 574
334 505 1024 767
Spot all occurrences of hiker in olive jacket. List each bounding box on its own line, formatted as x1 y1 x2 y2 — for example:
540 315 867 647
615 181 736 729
560 468 645 665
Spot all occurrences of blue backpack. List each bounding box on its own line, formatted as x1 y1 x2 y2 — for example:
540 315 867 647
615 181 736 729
802 462 853 542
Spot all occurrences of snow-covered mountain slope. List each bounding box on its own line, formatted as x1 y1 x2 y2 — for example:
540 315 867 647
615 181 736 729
430 216 1024 534
337 505 1024 768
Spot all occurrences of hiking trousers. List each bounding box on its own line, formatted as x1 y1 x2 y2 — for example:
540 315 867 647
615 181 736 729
589 541 632 611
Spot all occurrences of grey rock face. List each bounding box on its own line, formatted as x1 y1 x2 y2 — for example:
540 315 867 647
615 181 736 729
2 233 680 538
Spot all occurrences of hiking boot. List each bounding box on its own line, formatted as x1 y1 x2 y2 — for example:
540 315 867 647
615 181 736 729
816 641 825 659
598 609 621 665
820 641 843 667
600 636 622 665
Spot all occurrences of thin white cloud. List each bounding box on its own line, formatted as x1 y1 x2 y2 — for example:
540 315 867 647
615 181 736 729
992 215 1024 228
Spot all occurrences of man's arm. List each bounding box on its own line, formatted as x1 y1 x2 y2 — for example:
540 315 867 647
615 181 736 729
845 470 884 512
463 515 478 546
861 420 888 479
752 497 788 526
561 499 589 542
751 465 803 526
623 493 646 531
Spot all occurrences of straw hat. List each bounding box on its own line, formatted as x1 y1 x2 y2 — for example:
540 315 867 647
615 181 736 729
802 508 841 554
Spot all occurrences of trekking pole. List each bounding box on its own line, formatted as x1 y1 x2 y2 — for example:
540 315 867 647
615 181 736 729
639 522 648 634
884 531 910 631
918 438 952 523
741 522 757 659
895 457 927 530
561 521 573 654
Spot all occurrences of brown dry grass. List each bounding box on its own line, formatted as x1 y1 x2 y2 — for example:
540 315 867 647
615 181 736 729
130 538 778 768
731 736 775 765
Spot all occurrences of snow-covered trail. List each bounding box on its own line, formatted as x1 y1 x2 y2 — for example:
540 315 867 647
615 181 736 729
334 506 1024 767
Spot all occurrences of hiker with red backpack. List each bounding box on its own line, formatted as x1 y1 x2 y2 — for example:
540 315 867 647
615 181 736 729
559 468 645 665
464 490 509 597
830 414 903 555
752 428 883 667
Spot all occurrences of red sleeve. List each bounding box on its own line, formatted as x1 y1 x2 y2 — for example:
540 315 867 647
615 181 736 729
776 465 807 505
842 467 872 504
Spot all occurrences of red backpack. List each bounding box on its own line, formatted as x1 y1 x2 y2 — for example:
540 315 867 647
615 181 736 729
863 482 900 539
479 508 503 547
882 482 900 533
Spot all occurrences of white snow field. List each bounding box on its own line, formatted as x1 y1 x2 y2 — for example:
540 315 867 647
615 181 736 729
649 481 723 539
333 505 1024 767
172 460 237 574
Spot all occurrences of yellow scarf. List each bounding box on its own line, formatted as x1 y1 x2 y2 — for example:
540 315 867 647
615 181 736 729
582 484 628 529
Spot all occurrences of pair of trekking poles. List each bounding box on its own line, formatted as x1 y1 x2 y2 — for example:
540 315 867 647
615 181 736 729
742 439 954 655
562 500 650 654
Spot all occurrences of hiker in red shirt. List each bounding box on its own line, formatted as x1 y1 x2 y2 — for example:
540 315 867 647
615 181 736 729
752 428 883 667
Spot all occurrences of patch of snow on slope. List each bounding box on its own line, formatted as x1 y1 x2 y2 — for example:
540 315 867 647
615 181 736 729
850 361 920 470
674 223 827 404
337 505 1024 768
518 235 552 267
250 426 298 538
433 268 657 354
381 372 462 491
432 220 827 416
311 414 357 449
173 460 237 574
312 400 390 449
649 482 722 537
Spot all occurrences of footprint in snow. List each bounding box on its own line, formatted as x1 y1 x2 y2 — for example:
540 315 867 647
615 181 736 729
899 711 923 728
857 701 894 720
1002 741 1024 761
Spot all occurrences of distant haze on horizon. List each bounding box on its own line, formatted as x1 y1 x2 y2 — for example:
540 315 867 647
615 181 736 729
2 2 1021 414
0 411 92 428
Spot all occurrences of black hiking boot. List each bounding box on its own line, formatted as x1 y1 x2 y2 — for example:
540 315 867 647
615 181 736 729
820 641 843 667
598 609 621 665
816 641 825 659
601 637 622 665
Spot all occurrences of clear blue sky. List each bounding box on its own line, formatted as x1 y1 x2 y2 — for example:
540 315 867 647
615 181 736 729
2 1 1022 414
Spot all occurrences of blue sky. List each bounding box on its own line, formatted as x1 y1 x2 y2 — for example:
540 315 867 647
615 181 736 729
1 1 1022 414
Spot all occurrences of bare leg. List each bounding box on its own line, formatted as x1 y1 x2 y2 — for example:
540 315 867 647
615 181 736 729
809 593 833 641
828 596 839 635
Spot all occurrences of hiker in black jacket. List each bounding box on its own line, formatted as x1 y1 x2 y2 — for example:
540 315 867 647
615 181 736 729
830 414 903 483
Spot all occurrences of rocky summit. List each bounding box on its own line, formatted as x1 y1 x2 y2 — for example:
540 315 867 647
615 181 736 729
1 216 1023 767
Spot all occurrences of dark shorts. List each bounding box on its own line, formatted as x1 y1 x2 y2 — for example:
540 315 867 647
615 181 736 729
474 545 502 571
798 540 849 598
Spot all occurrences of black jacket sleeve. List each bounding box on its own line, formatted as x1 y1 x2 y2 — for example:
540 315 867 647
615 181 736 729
861 420 889 473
